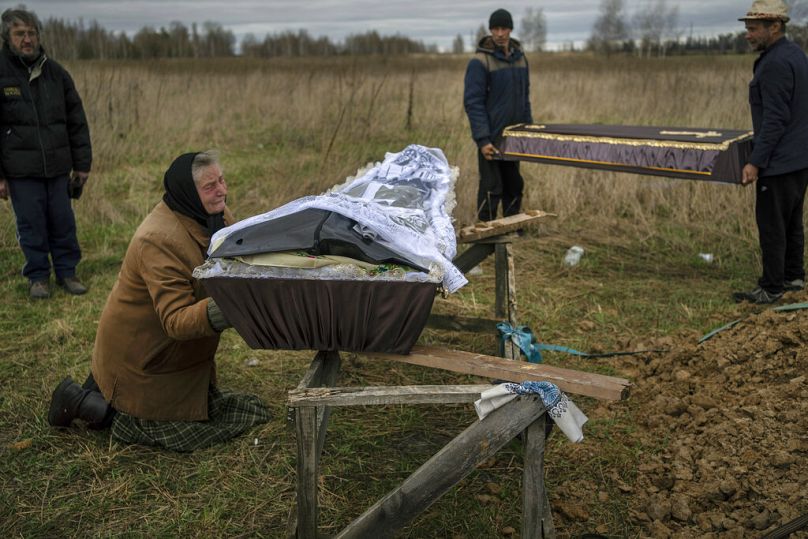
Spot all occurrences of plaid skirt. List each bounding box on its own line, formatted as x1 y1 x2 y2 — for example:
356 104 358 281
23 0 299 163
110 386 271 452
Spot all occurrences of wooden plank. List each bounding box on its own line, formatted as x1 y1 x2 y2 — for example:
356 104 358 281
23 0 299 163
315 351 341 463
425 313 499 333
495 242 518 360
287 351 329 427
457 210 554 243
296 351 329 390
364 345 631 401
295 405 319 539
505 242 517 327
505 242 518 360
336 397 546 538
523 415 555 538
452 242 494 274
495 242 508 320
289 351 340 450
289 384 494 407
474 232 520 244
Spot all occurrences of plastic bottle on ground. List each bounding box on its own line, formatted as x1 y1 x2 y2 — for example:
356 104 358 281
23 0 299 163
563 245 584 266
698 253 714 263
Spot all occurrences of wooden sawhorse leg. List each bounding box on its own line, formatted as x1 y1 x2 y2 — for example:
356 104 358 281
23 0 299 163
336 396 550 538
290 350 341 539
523 414 556 538
451 235 520 360
495 241 519 360
289 384 555 538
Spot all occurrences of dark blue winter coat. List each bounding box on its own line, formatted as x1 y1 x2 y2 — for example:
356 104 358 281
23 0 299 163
749 37 808 177
463 36 533 149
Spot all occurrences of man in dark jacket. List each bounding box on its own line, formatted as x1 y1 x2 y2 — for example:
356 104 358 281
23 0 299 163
0 8 92 300
733 0 808 304
463 8 533 222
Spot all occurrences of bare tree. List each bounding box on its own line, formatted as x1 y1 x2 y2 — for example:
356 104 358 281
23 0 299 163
475 24 488 45
787 1 808 49
588 0 629 55
452 33 464 54
240 33 259 56
520 7 547 52
201 21 235 57
633 0 679 57
168 21 191 57
789 0 808 22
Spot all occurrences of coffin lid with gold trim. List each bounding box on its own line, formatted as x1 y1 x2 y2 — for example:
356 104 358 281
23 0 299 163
499 123 753 183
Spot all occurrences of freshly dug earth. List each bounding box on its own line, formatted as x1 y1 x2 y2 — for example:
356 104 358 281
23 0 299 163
608 300 807 537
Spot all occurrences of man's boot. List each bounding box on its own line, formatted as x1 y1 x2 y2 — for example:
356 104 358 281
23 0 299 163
47 377 111 428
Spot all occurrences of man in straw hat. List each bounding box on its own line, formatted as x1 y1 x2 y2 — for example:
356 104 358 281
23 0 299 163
734 0 808 304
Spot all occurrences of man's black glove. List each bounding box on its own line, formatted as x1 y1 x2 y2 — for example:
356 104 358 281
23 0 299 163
68 172 88 199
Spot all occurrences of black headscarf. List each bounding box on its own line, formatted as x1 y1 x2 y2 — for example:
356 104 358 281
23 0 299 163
162 152 226 235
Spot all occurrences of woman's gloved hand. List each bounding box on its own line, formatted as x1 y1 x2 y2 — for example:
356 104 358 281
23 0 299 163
206 299 232 332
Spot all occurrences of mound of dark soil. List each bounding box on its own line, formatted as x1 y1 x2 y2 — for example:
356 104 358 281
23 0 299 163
614 302 807 537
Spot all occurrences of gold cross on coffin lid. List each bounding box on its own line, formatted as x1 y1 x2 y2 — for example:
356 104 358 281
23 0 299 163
659 130 723 139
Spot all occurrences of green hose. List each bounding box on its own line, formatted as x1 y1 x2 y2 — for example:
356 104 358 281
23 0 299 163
699 302 808 344
760 513 808 539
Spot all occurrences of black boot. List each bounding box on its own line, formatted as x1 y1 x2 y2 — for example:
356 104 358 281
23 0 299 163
47 377 111 428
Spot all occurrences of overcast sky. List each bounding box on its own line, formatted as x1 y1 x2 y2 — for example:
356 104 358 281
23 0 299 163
16 1 750 51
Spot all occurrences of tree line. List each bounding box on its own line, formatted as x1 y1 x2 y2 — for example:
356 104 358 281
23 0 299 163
241 29 435 57
455 0 808 56
43 18 236 60
26 4 808 61
37 17 433 61
587 0 808 56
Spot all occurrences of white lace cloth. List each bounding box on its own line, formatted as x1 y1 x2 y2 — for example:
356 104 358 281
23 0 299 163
208 144 467 293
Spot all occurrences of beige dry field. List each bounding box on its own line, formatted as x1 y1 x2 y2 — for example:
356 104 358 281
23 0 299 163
31 53 759 233
1 53 805 538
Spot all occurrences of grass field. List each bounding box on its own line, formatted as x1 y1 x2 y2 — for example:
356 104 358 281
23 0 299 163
0 52 774 537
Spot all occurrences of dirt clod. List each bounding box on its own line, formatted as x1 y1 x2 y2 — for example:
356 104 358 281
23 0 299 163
555 502 590 521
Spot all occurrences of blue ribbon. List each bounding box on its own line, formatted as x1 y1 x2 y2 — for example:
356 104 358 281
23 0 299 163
496 322 543 363
497 322 664 360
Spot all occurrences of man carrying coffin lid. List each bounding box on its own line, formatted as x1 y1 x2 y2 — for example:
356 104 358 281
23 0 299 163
46 151 270 451
464 8 533 222
734 0 808 304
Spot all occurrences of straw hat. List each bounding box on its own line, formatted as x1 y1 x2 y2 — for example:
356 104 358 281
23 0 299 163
739 0 790 22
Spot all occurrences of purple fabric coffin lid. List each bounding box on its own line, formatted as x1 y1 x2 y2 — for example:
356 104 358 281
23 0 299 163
499 123 753 183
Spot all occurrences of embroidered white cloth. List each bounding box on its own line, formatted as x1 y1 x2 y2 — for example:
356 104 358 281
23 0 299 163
473 381 588 443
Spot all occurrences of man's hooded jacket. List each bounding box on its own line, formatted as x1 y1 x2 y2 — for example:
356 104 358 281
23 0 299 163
463 36 533 149
0 45 92 179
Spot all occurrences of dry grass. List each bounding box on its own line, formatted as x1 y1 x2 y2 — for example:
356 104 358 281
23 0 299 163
42 53 757 236
0 52 776 538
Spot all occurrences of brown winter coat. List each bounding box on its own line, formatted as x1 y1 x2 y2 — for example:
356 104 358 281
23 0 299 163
91 201 234 421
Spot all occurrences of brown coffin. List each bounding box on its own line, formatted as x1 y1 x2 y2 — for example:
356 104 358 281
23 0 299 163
499 123 753 184
201 277 437 354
